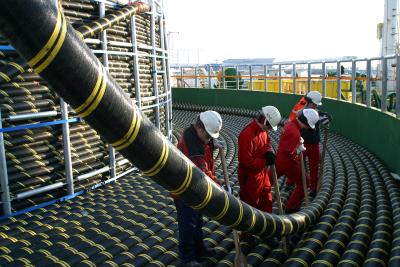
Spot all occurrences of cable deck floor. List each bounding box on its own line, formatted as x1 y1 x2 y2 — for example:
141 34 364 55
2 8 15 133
0 106 399 267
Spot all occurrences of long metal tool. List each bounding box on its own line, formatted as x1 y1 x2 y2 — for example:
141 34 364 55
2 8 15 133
218 147 247 267
270 164 289 254
299 152 310 206
317 125 329 192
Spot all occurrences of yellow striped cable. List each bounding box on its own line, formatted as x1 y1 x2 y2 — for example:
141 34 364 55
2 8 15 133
143 139 169 176
28 7 62 67
192 180 213 210
170 162 192 195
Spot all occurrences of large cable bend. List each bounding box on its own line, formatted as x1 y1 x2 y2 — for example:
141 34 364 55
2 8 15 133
0 0 332 237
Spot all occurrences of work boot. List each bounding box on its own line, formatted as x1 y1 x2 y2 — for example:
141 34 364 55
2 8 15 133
183 261 202 267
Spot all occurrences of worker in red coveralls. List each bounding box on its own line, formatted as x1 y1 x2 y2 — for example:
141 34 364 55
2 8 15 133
276 108 319 213
288 91 331 197
238 106 282 214
174 110 222 267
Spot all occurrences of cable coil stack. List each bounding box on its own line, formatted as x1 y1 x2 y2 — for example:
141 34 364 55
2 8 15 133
0 0 171 215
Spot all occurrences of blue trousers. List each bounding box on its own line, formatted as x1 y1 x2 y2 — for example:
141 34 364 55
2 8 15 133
174 198 205 263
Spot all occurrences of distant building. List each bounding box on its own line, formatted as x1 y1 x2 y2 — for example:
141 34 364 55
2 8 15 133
222 58 275 65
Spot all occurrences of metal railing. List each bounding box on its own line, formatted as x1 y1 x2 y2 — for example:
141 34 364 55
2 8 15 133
170 56 400 118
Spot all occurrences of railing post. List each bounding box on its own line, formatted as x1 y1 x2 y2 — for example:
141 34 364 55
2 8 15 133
336 61 341 100
366 59 372 108
322 62 326 97
236 65 239 90
263 65 267 92
0 109 12 215
221 66 225 88
293 63 296 94
208 64 212 88
249 65 253 91
396 56 400 117
278 64 282 93
351 60 356 103
381 57 388 112
307 63 311 92
195 66 198 88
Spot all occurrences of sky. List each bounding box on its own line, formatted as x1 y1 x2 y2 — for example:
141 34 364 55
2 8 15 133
163 0 384 64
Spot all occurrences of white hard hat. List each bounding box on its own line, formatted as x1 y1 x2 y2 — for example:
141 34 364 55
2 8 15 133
306 91 322 106
200 110 222 138
302 108 319 129
261 106 281 131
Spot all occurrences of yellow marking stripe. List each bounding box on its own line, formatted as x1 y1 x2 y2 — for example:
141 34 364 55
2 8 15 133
80 25 95 37
8 62 24 72
112 111 138 147
143 140 168 176
28 8 62 67
170 163 192 195
229 200 243 228
193 180 213 209
75 61 103 113
211 191 229 220
0 72 10 82
93 21 103 32
36 14 67 73
76 63 107 118
247 208 256 232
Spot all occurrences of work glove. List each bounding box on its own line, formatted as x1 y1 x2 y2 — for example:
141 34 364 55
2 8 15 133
213 138 223 149
266 151 275 166
319 112 332 126
300 137 304 144
296 144 306 154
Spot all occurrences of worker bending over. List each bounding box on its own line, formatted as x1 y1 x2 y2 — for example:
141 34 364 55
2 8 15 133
276 108 319 213
289 91 331 196
174 110 222 267
238 106 282 213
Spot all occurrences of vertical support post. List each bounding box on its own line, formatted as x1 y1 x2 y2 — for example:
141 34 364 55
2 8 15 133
293 63 296 94
263 65 267 92
249 65 253 91
208 64 212 88
150 0 160 128
180 66 184 88
99 2 116 178
322 62 326 97
60 99 74 194
381 57 388 112
366 59 372 108
336 61 341 100
194 66 198 88
159 6 172 139
236 65 239 90
0 109 11 215
221 66 225 88
278 64 282 93
307 63 311 93
396 56 400 117
130 5 142 109
351 60 356 104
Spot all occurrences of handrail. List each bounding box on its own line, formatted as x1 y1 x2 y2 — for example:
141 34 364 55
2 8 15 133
171 56 399 118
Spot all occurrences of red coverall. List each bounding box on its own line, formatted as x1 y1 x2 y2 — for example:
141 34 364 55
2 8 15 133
176 125 219 186
238 119 273 213
288 97 320 191
275 120 307 210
